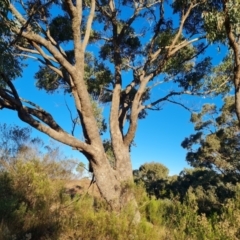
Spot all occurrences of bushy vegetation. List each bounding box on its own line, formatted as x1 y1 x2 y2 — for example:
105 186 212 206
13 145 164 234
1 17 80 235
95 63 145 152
2 155 240 239
0 156 158 239
0 125 239 240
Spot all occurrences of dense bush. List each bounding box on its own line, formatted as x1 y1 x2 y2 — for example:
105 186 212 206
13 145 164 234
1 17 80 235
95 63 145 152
2 157 240 239
1 125 240 239
0 156 160 239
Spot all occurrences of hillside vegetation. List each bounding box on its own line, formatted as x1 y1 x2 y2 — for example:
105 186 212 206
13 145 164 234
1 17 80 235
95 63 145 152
1 124 240 240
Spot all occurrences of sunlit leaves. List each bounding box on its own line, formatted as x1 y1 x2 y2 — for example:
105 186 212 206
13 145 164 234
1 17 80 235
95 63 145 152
201 0 240 42
182 96 240 174
86 62 113 101
204 54 234 96
203 10 226 42
134 162 169 186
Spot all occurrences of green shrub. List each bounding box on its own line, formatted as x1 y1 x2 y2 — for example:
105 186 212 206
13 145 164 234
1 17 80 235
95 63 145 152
2 155 240 239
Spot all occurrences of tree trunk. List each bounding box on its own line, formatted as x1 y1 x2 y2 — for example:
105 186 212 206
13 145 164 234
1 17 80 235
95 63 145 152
235 82 240 126
234 65 240 126
90 147 140 223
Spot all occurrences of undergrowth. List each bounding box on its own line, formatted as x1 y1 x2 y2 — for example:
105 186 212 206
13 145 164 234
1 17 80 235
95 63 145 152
1 159 240 239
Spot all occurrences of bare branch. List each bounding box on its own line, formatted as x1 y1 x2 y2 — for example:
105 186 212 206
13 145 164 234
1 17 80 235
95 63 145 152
0 91 92 153
141 91 183 110
23 106 64 131
166 99 191 112
109 0 115 12
82 0 96 52
45 29 68 58
16 45 39 55
0 98 15 110
15 53 45 63
64 98 79 136
65 0 77 18
169 2 195 52
0 88 21 107
123 73 153 146
17 110 92 153
31 41 58 63
169 36 205 56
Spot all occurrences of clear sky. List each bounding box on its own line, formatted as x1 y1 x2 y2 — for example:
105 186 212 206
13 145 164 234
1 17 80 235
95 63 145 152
0 53 225 176
0 3 229 176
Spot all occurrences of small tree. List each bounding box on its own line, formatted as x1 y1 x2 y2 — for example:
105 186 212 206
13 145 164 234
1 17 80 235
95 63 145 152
133 162 169 198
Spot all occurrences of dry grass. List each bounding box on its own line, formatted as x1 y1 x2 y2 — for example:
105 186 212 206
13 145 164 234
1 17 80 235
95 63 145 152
65 177 101 198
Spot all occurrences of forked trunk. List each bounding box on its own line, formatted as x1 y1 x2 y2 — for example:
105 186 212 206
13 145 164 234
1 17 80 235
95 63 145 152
90 148 140 223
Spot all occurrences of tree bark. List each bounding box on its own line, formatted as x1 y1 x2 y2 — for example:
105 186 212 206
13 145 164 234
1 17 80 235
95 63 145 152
223 0 240 126
89 147 140 222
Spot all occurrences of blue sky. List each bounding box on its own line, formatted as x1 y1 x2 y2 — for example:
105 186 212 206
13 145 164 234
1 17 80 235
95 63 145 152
0 52 225 176
0 79 196 175
0 2 229 176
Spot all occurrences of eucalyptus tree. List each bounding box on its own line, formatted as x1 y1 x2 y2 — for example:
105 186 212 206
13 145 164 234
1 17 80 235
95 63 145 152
0 0 220 215
202 0 240 124
182 96 240 176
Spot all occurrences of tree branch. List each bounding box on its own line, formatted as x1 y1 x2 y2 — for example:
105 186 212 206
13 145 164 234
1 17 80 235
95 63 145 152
8 3 75 76
64 98 78 136
166 99 191 112
141 91 184 110
0 91 93 154
82 0 96 52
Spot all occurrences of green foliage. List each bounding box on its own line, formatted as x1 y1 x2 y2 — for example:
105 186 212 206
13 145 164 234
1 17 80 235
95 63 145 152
0 158 66 239
182 96 240 174
0 124 32 162
205 54 234 96
103 139 116 167
99 25 141 63
76 161 86 176
49 15 73 43
134 161 239 216
0 158 160 239
175 57 212 92
202 0 240 43
134 162 169 198
134 162 169 182
203 10 226 42
139 183 240 240
35 65 66 93
168 168 237 215
1 128 240 239
3 158 240 240
0 18 22 83
90 97 107 134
